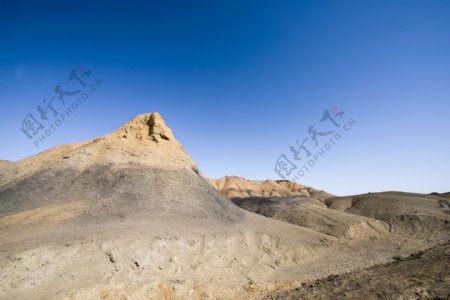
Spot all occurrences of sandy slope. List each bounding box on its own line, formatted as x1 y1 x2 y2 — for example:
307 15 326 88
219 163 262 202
265 242 450 300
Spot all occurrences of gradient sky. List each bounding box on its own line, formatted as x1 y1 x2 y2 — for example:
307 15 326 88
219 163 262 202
1 0 449 195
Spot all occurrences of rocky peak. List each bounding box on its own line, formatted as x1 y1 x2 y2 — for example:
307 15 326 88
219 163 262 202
112 112 175 143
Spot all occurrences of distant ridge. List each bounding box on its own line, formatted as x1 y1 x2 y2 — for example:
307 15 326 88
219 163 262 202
208 175 333 201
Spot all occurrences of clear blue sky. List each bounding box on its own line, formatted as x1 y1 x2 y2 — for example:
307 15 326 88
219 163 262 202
1 0 449 195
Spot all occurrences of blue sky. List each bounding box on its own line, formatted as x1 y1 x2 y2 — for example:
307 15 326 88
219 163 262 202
1 0 449 195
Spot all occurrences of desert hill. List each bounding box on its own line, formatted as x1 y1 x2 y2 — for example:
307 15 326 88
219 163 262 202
324 192 450 241
231 192 449 244
232 196 390 240
0 113 240 222
0 112 406 300
1 113 448 299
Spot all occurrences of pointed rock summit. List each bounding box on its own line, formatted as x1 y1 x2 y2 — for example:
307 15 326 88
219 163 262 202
112 112 175 142
100 112 198 170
